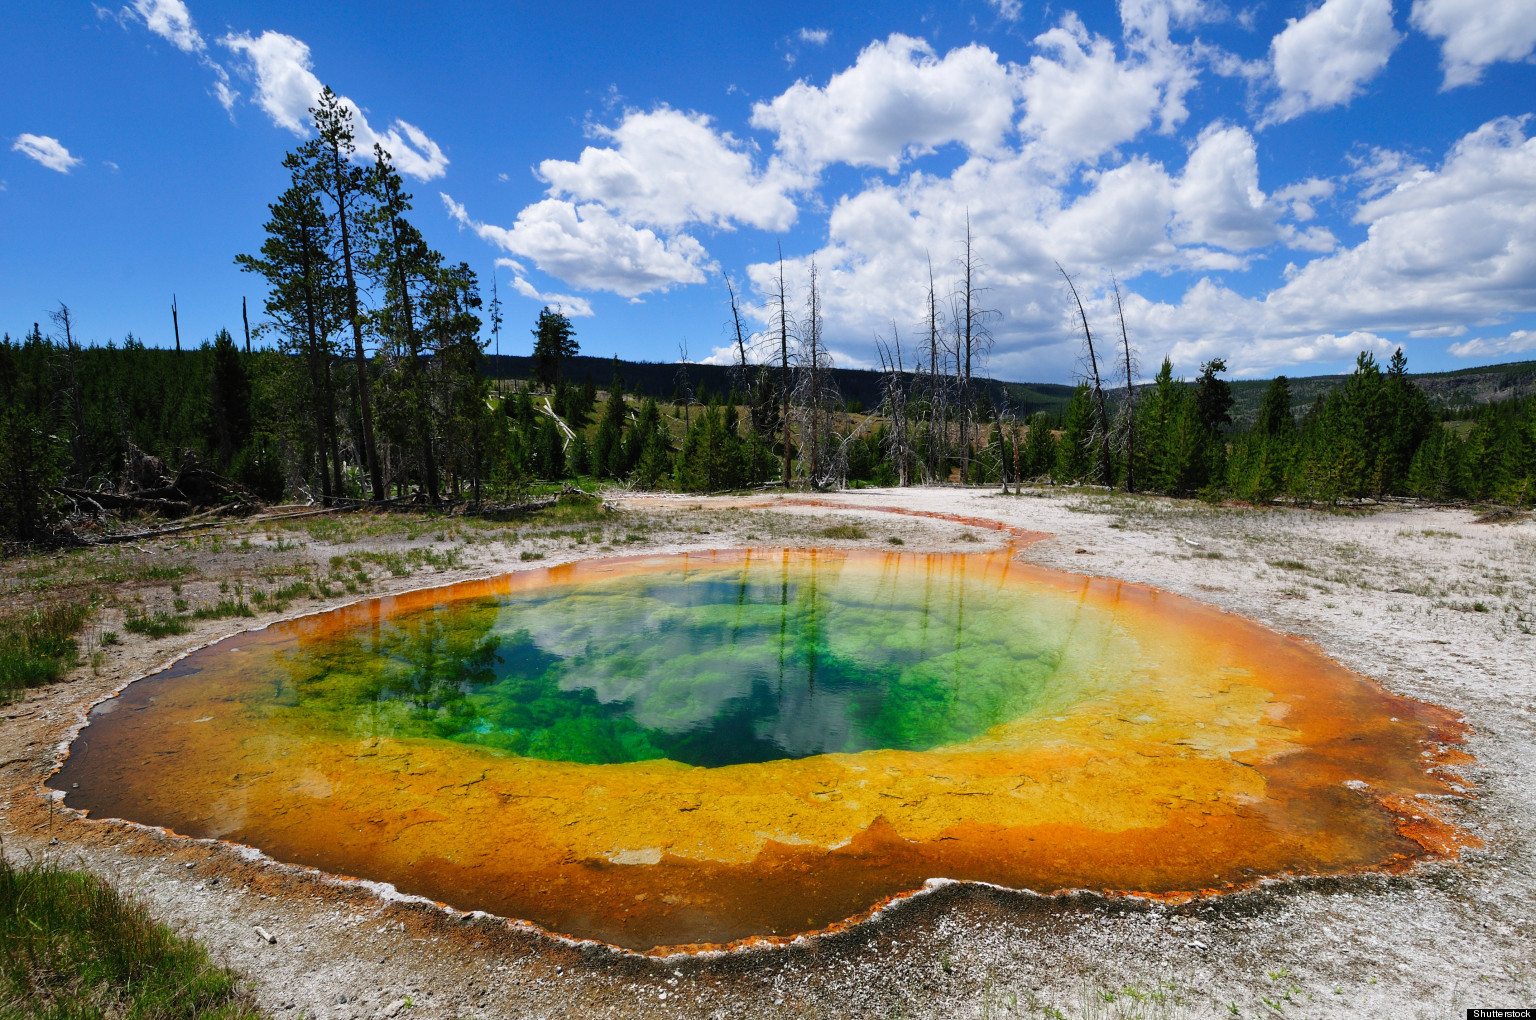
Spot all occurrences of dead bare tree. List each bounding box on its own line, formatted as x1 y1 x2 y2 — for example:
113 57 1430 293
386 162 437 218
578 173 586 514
49 303 87 485
876 321 915 486
922 254 949 484
1057 262 1113 485
674 338 694 428
993 396 1017 495
791 261 841 488
1111 273 1139 492
725 276 752 400
776 245 794 487
954 214 997 484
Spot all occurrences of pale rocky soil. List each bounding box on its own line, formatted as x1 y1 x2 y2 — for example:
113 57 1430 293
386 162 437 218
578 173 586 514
2 488 1532 1019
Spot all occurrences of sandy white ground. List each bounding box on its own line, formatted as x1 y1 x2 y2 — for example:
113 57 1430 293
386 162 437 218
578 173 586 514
2 487 1531 1019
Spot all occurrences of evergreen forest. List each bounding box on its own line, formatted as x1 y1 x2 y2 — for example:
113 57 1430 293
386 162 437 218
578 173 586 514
2 89 1534 543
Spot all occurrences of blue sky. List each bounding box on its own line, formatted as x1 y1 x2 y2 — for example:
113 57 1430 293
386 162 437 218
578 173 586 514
3 0 1535 382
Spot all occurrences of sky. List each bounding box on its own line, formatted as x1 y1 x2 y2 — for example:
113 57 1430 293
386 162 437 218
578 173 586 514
2 0 1535 383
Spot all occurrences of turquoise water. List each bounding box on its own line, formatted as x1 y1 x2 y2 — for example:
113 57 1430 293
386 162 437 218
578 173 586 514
266 552 1113 767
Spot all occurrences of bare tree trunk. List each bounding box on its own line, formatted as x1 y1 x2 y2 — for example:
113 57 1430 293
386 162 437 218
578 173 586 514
329 144 385 501
171 294 181 352
953 216 997 485
50 304 87 485
877 323 912 486
242 295 251 353
1113 274 1137 492
1057 262 1112 485
777 246 792 488
297 230 333 504
961 216 973 483
926 255 942 484
806 262 821 486
385 175 438 502
726 276 750 399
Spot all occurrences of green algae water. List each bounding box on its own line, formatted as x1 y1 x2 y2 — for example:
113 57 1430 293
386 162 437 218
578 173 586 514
266 549 1125 767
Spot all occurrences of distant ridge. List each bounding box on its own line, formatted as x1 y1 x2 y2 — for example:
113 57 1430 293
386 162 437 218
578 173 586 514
1223 359 1536 424
483 354 1079 417
486 353 1536 423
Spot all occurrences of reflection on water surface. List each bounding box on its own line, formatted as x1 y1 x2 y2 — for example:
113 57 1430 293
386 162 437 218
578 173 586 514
56 548 1470 952
270 549 1107 766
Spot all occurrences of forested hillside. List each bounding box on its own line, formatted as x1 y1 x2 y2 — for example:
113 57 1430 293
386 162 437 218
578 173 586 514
2 91 1533 543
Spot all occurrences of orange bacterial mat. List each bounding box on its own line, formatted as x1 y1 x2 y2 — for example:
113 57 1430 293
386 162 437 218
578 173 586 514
54 547 1472 952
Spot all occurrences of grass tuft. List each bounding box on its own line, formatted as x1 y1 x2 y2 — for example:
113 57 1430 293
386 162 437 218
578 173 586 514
818 524 869 540
190 600 255 621
123 612 191 639
0 599 92 703
0 856 262 1020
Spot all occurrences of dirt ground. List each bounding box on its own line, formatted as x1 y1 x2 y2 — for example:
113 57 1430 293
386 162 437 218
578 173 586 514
2 487 1531 1019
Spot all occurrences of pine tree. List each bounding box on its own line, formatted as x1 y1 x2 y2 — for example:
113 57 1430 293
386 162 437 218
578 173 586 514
1229 374 1295 503
531 308 577 389
1379 347 1433 495
593 378 627 478
1055 384 1093 482
369 151 448 500
1254 375 1293 437
1407 421 1463 501
208 328 252 468
571 432 592 476
533 415 565 479
631 398 672 489
0 407 65 539
306 86 384 500
1021 412 1056 480
236 178 347 502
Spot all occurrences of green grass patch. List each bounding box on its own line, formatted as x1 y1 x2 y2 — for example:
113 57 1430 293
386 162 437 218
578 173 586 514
190 600 255 621
0 856 261 1020
251 580 316 613
122 612 191 639
0 599 93 703
92 563 194 584
1267 559 1308 571
818 524 869 540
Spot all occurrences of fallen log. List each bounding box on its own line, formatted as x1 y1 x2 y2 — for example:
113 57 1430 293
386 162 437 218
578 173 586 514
59 487 192 517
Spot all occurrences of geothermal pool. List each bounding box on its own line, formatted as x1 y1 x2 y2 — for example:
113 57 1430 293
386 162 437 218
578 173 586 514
56 548 1468 951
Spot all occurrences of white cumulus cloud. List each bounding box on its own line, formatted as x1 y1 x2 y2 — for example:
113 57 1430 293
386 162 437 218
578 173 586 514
221 31 448 180
1268 116 1536 330
751 34 1021 174
495 259 595 318
1447 329 1536 358
1171 124 1282 251
1266 0 1401 124
1410 0 1536 88
124 0 240 110
1121 117 1536 370
444 195 713 298
537 107 800 231
1018 13 1195 169
12 134 83 173
131 0 203 52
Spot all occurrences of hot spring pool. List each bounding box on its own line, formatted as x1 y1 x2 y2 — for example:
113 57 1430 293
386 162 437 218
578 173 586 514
55 548 1469 951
